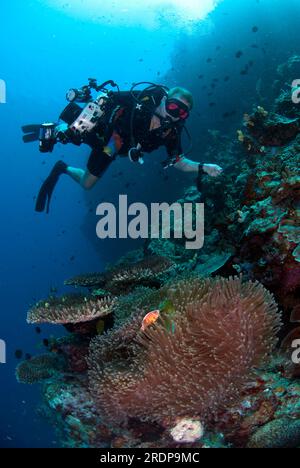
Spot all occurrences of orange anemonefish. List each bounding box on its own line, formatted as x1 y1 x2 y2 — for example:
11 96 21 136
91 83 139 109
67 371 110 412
141 310 160 332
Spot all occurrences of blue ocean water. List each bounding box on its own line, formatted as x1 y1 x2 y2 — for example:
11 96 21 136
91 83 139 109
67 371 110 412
0 0 300 448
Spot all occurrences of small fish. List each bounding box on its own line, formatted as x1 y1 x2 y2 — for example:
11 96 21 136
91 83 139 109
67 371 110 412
141 310 160 332
15 350 23 360
35 327 42 334
43 339 49 348
159 299 175 315
252 26 259 33
235 50 243 59
159 300 176 334
25 353 32 361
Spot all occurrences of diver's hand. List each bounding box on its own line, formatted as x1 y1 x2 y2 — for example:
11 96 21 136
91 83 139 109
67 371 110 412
202 163 223 177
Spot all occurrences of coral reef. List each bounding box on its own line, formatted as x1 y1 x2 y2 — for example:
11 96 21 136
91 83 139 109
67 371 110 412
88 277 281 427
231 108 300 315
16 354 67 384
27 294 115 326
18 264 300 448
65 273 110 289
113 287 161 328
247 418 300 448
65 255 175 295
18 59 300 448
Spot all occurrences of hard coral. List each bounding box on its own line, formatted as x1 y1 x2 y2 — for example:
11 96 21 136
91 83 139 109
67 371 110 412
105 256 175 294
65 256 175 296
27 294 115 325
64 273 109 289
16 354 66 384
88 277 281 427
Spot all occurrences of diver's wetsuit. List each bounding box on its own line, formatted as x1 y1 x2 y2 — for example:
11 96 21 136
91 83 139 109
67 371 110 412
86 87 184 178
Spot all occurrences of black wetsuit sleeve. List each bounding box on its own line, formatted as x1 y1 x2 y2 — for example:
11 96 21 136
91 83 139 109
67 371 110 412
165 127 183 158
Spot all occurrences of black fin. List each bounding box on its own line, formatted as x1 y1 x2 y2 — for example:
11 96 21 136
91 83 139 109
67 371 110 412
35 161 68 214
23 133 39 143
22 124 41 134
22 124 40 143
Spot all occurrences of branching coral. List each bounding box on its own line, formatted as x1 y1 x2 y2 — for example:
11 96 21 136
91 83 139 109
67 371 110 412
27 294 116 325
88 277 281 427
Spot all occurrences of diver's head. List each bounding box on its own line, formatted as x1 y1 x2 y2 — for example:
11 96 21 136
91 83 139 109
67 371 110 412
165 87 193 122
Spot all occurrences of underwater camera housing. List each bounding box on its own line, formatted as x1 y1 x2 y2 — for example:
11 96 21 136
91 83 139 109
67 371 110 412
59 79 119 144
22 79 119 152
39 123 57 153
60 95 108 142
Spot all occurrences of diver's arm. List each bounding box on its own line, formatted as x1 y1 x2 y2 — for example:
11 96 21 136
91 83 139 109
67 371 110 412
173 156 200 173
165 131 223 176
174 156 223 177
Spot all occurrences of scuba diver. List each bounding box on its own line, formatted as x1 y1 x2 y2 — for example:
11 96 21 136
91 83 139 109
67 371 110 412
22 79 223 213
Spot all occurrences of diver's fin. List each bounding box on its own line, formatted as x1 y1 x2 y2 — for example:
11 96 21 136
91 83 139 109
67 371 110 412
22 133 39 143
22 124 41 134
22 124 41 143
35 161 68 214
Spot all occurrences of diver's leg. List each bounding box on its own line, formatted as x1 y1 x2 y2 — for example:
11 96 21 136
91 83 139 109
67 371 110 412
65 147 115 190
66 167 85 184
65 132 123 189
66 166 99 190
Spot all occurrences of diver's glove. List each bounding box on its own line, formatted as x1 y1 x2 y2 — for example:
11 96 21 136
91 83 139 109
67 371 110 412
202 163 224 177
55 123 70 144
35 160 68 214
